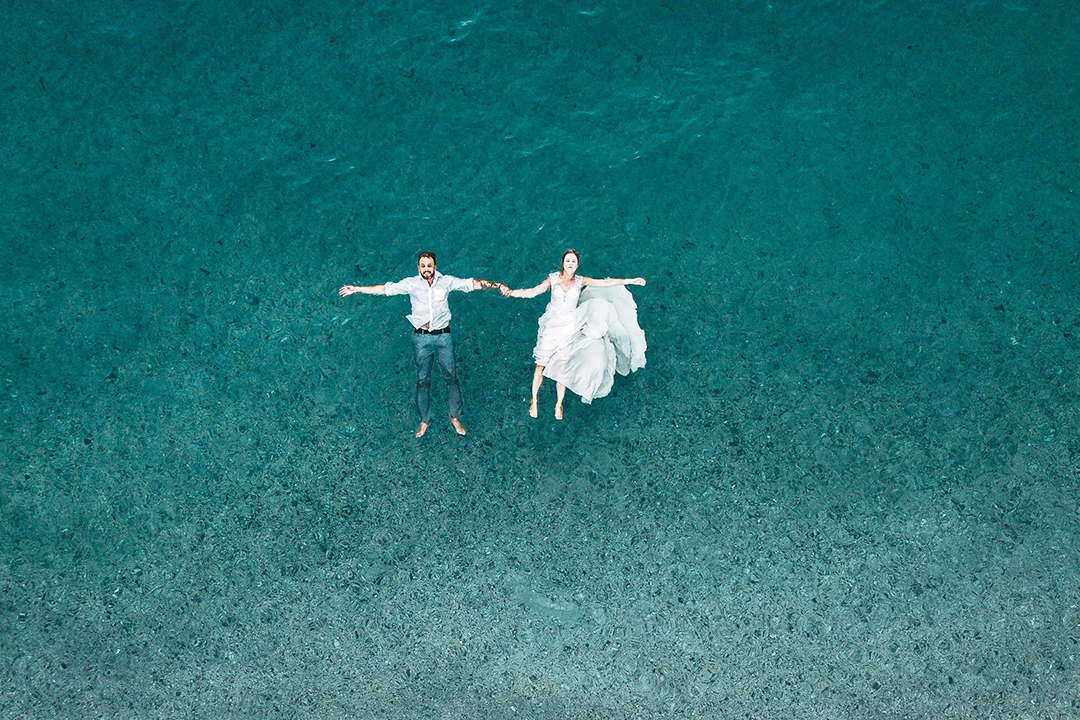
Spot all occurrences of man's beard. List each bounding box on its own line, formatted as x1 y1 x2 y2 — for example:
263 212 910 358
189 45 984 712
421 270 434 279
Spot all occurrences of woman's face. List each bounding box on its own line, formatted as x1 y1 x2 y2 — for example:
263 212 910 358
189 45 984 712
562 252 579 274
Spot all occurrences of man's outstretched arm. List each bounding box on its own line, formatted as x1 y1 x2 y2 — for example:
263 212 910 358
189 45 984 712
471 279 511 295
339 284 387 297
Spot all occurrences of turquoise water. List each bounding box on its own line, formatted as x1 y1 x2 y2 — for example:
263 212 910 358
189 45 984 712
2 0 1078 717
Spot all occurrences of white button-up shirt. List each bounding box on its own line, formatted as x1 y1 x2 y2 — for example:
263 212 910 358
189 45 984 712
384 272 474 330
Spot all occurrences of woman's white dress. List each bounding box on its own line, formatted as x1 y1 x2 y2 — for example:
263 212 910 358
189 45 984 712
532 273 647 403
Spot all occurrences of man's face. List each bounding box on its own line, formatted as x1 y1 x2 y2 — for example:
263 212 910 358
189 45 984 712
418 257 436 281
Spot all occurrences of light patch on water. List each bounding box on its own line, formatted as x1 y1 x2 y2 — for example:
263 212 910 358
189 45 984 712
505 572 581 621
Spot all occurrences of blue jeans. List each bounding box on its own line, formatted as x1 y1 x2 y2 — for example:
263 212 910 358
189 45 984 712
411 331 463 424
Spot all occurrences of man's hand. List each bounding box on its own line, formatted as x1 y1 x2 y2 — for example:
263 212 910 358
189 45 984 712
473 279 508 293
339 284 385 297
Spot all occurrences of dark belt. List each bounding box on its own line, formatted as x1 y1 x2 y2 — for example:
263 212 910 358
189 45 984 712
414 326 451 335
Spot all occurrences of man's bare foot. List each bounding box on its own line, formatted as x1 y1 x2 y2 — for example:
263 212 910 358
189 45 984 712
529 399 538 418
554 404 563 420
449 415 467 436
415 422 429 438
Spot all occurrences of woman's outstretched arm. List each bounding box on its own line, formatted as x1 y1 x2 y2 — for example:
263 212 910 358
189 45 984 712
581 277 646 288
508 278 551 299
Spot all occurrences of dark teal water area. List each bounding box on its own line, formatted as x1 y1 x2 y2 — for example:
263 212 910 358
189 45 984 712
2 0 1078 717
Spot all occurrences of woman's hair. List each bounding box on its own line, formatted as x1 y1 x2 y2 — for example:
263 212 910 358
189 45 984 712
561 248 580 266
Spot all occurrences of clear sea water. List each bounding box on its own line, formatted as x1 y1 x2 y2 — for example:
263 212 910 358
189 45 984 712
2 0 1078 717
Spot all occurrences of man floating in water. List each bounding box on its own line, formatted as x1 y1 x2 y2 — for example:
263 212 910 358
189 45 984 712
339 251 509 437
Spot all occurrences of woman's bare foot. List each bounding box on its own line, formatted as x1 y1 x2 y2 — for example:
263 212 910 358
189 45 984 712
415 422 429 438
554 404 563 420
449 415 467 436
529 399 538 418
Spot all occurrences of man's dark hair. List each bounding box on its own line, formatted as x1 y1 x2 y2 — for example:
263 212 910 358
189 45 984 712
418 251 437 264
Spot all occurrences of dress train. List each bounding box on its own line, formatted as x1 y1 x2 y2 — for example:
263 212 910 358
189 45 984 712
542 285 647 403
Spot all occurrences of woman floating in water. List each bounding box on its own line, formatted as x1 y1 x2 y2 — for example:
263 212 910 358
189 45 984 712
507 249 647 419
